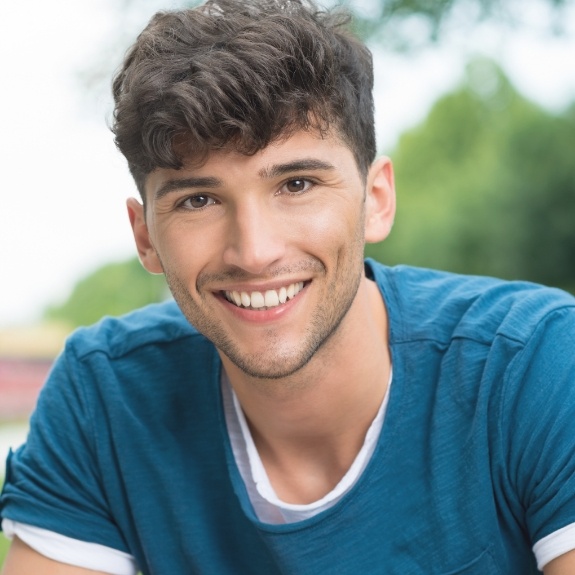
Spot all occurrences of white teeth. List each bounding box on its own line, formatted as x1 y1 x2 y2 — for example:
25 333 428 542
251 291 265 308
264 290 279 307
225 281 305 310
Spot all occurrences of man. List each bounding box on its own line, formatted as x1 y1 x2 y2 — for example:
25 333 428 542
1 0 574 573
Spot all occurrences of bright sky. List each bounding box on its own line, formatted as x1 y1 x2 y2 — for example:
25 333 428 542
0 0 574 329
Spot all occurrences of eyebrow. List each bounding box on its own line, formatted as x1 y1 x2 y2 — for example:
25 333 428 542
258 159 336 179
155 177 222 201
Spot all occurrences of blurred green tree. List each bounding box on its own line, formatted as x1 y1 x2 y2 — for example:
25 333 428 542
366 58 575 293
339 0 572 48
44 258 169 328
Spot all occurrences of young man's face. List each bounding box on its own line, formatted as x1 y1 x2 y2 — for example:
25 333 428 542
129 130 394 379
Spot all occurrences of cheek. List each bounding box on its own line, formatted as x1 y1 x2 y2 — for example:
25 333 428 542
298 201 364 248
153 221 221 275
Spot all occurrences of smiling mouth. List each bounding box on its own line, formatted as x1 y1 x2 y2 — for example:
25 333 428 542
223 281 305 310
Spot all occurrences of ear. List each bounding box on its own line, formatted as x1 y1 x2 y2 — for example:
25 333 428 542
364 156 396 244
126 197 164 274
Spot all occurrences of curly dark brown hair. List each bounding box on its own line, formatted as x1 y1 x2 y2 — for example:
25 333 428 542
112 0 376 198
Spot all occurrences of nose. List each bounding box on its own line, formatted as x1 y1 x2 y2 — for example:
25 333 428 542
222 198 286 274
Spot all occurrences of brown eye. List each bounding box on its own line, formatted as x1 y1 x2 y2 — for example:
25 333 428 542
181 195 215 210
283 179 312 194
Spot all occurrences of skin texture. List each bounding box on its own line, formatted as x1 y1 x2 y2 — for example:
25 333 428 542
545 550 575 574
132 130 393 382
1 537 109 574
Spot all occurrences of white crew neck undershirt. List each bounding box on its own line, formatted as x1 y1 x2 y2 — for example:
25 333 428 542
221 370 392 524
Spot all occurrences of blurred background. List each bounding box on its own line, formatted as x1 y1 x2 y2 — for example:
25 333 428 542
0 1 574 558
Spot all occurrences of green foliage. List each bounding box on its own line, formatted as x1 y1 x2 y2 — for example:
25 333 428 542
44 258 169 328
366 58 575 293
500 103 575 288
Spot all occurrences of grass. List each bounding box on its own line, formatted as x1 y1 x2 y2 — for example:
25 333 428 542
0 533 9 568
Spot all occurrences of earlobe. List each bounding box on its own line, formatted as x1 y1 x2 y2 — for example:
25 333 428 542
364 156 396 244
126 198 164 274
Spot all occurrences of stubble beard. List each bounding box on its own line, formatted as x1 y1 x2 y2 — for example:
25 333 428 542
161 222 366 381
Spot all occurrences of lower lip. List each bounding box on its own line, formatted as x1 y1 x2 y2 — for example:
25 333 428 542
217 285 307 323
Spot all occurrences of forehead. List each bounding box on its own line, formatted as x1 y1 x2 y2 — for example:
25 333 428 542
144 129 360 202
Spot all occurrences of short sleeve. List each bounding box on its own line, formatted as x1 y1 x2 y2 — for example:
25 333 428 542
0 339 129 553
498 305 575 546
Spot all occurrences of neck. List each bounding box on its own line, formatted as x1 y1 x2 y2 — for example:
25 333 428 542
220 277 390 503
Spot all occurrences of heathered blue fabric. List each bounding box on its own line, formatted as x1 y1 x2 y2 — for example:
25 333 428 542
2 260 575 574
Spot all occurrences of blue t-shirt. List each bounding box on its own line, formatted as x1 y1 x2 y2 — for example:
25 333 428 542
2 260 575 574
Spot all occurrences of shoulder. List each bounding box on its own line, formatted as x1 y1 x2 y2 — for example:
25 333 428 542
64 300 210 362
54 301 219 401
37 301 219 429
366 258 575 347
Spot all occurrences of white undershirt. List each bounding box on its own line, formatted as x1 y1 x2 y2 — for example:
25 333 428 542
2 371 574 572
221 370 390 524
